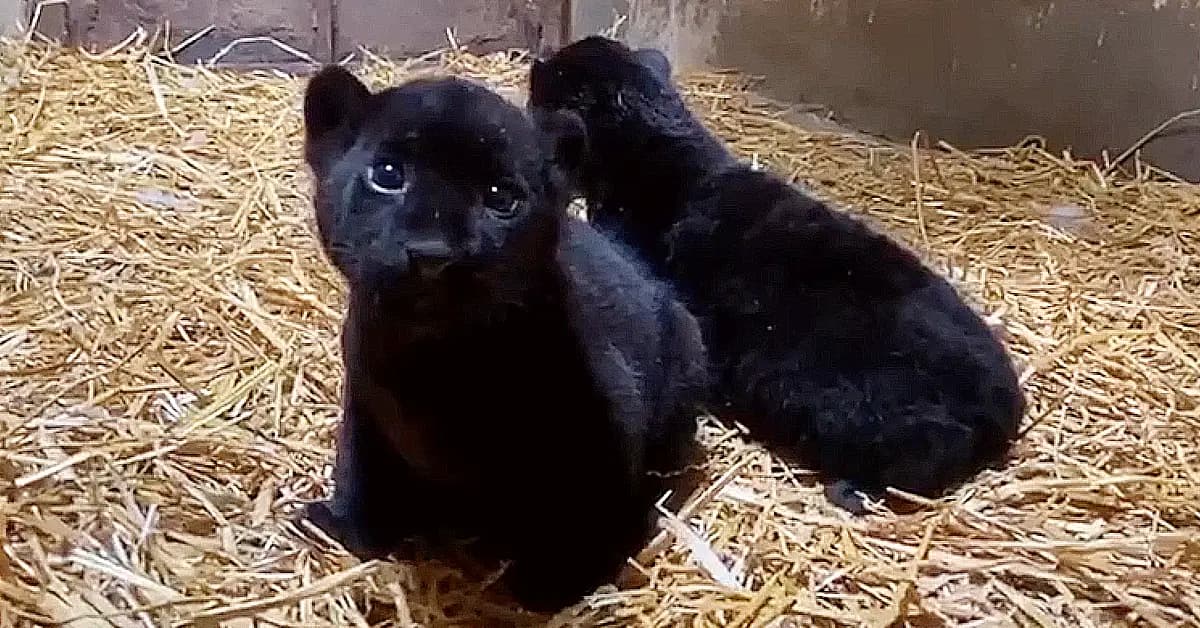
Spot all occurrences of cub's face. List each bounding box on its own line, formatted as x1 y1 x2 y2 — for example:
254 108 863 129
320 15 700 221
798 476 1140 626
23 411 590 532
303 67 584 292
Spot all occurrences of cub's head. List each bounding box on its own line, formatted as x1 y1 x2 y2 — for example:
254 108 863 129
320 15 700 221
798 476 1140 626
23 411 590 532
303 66 585 294
528 35 675 127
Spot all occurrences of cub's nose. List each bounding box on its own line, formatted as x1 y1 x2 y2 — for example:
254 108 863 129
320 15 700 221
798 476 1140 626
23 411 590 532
404 239 455 277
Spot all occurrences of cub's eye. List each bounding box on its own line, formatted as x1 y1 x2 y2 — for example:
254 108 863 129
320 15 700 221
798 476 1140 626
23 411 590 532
365 161 406 194
483 185 522 220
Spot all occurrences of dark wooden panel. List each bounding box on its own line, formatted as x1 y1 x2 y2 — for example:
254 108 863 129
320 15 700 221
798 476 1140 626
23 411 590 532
62 0 331 64
333 0 564 59
26 0 71 41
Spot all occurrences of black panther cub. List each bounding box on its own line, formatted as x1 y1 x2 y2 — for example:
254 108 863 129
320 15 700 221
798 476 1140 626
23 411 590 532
298 65 709 611
528 36 1025 513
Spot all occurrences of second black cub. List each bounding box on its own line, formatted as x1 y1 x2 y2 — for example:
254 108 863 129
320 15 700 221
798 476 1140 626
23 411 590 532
528 36 1026 513
300 66 709 611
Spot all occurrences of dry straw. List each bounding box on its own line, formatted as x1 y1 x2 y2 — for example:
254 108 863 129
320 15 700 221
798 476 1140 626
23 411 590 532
1 32 1198 628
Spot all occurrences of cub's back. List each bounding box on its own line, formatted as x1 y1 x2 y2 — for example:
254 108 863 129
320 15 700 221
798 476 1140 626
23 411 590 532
558 218 710 460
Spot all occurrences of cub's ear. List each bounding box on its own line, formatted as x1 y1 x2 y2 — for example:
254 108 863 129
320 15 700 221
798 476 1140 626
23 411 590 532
303 65 370 143
634 47 672 80
533 108 588 175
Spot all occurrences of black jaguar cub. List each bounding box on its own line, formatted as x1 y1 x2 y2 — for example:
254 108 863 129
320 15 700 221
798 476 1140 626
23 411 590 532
299 65 709 611
528 36 1025 513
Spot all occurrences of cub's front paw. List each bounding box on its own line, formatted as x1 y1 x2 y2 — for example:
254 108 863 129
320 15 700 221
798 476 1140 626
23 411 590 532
503 559 599 614
296 500 393 560
824 479 881 515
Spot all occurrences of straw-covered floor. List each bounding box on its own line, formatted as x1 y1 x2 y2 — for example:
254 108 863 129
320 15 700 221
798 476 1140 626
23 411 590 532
1 34 1198 627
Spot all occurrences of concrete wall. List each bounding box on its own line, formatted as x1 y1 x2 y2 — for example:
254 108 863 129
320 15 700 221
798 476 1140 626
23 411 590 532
571 0 725 73
574 0 1200 182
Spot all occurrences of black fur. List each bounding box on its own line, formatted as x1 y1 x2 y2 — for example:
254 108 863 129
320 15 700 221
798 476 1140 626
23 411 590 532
299 66 709 611
528 36 1026 513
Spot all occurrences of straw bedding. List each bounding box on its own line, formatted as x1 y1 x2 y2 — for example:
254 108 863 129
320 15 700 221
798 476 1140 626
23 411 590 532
1 35 1198 627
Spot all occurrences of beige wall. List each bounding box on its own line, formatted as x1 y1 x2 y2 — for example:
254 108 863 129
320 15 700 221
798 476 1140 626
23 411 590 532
574 0 1200 182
